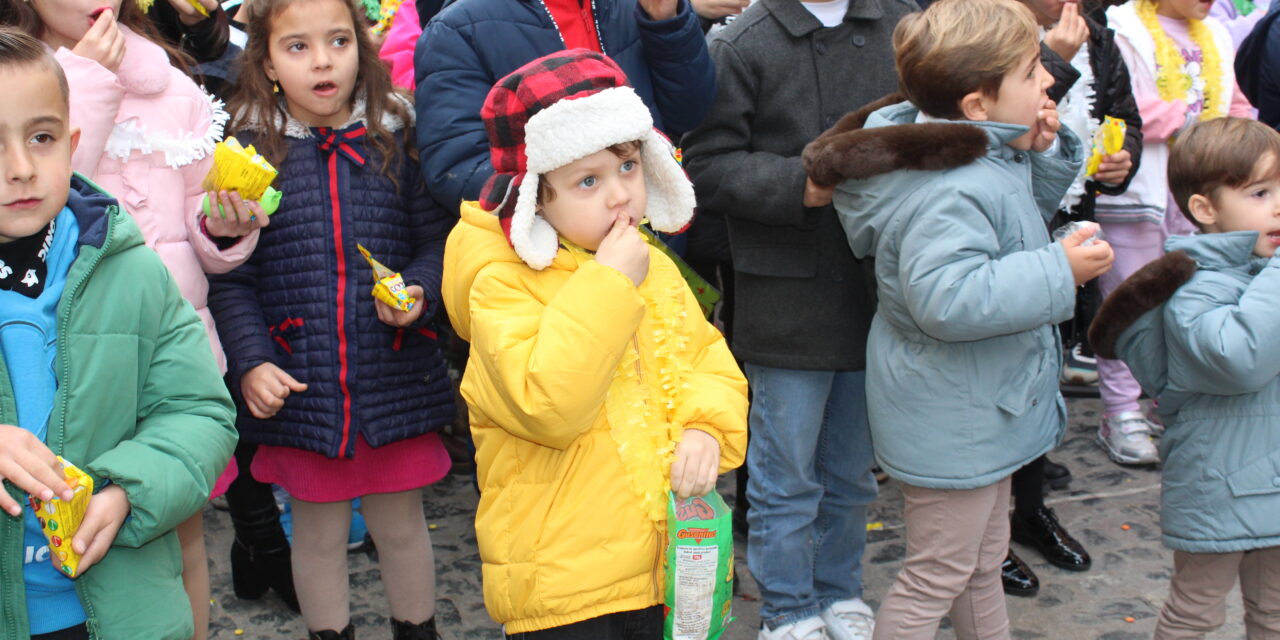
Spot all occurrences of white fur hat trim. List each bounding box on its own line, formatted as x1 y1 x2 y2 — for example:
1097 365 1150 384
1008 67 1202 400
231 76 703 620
507 86 697 270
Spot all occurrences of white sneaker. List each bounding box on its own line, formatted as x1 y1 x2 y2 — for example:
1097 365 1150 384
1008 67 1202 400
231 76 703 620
821 598 874 640
758 616 829 640
1061 342 1099 385
1097 411 1160 465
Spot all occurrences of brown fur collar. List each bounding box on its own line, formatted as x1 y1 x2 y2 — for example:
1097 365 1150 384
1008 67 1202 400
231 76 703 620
802 93 990 187
1089 251 1197 359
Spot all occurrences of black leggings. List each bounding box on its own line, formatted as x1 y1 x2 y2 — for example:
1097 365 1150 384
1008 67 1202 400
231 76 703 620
1011 454 1047 518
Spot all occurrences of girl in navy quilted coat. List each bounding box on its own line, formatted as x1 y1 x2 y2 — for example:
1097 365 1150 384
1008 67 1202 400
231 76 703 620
208 0 455 637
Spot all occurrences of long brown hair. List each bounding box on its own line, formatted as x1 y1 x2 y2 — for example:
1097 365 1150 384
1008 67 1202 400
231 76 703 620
0 0 193 73
227 0 413 181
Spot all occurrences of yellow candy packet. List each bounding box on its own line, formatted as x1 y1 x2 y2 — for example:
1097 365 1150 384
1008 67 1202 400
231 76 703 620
28 458 94 578
187 0 210 16
1085 116 1127 177
357 244 416 312
202 138 279 202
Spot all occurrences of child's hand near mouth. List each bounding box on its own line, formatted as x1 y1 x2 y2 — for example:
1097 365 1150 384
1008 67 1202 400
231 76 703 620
1032 98 1061 153
75 7 125 72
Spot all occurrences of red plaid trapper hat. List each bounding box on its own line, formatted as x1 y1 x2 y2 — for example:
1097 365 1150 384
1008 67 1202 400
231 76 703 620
478 49 696 270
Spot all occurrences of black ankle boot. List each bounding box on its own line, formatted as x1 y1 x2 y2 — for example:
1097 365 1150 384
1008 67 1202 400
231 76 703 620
1001 549 1039 597
391 617 441 640
226 456 301 613
1043 457 1072 491
230 536 300 612
1011 507 1092 571
308 624 355 640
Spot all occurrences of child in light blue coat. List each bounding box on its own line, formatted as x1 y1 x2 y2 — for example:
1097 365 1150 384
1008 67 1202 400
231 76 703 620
805 0 1115 636
1090 117 1280 639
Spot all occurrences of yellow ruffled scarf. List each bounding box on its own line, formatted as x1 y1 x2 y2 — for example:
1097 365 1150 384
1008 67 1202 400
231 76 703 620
560 236 692 524
1136 0 1226 122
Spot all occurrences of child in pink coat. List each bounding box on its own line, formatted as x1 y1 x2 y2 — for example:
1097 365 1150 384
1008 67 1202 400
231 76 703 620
7 1 269 638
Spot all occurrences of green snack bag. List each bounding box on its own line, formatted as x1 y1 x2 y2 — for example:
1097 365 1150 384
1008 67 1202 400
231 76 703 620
665 491 734 640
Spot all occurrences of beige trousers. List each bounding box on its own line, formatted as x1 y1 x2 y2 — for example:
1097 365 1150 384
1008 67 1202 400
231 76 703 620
1154 546 1280 639
873 477 1012 640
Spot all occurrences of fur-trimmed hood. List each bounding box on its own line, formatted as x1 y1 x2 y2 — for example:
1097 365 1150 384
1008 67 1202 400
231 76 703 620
803 93 989 188
235 93 415 138
805 96 1059 259
1089 231 1265 404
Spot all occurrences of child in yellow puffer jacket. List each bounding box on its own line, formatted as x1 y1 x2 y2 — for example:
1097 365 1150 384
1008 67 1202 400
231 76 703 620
440 49 749 638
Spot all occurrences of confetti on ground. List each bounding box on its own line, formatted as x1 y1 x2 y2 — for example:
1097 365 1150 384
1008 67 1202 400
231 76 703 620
1124 617 1135 623
235 629 245 635
867 522 884 531
1122 524 1131 531
428 524 438 530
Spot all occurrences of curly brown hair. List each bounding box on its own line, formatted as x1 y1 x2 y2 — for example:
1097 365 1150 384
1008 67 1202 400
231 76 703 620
227 0 413 183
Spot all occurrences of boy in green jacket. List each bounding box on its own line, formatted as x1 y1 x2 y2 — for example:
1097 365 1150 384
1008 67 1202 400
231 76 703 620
0 28 236 640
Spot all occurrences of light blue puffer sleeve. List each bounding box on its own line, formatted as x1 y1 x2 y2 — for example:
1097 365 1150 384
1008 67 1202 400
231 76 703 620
1166 256 1280 394
896 186 1077 342
1029 127 1085 221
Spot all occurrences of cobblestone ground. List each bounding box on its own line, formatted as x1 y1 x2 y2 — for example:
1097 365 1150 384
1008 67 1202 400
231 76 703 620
205 397 1246 639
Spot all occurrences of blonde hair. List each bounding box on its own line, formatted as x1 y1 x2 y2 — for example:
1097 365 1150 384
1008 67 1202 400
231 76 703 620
893 0 1040 119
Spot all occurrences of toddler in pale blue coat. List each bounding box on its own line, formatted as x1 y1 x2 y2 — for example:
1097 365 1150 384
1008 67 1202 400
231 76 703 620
1091 117 1280 639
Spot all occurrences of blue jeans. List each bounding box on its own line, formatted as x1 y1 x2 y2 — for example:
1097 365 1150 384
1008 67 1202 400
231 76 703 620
745 365 878 629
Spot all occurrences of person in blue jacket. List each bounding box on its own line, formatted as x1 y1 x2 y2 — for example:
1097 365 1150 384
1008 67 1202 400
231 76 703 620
1089 117 1280 639
1236 1 1280 129
412 0 715 212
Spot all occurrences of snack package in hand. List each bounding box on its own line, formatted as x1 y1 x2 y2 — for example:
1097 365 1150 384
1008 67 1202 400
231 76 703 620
202 138 281 220
357 244 416 312
27 458 94 578
1052 220 1104 247
665 492 734 640
1085 116 1127 177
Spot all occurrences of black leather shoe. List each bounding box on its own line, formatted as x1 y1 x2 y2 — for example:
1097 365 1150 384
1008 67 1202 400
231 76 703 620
1011 507 1092 571
392 617 441 640
308 624 354 640
1043 457 1072 491
1001 549 1039 597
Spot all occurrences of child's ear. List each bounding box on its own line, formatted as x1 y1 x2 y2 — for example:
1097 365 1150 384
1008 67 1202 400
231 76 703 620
1186 193 1217 227
264 59 278 84
959 90 990 122
69 127 80 155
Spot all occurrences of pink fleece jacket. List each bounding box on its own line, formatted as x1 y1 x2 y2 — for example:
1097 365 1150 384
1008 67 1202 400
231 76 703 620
54 26 258 374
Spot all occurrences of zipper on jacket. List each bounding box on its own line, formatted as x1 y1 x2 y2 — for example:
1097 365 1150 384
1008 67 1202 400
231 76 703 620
2 510 19 640
327 152 355 458
55 207 115 640
54 208 113 456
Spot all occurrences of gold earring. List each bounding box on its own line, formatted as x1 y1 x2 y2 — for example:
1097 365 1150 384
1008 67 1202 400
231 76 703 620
272 80 280 94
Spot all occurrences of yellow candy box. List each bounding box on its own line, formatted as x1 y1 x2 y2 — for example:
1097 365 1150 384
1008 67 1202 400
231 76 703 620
357 245 416 312
202 138 279 202
27 458 93 578
1085 116 1127 177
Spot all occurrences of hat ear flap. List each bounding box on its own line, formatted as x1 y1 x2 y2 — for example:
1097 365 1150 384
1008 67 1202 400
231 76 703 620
640 130 697 234
509 174 560 270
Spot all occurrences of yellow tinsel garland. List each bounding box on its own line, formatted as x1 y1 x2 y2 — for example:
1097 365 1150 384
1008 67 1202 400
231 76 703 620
1136 0 1225 122
561 237 692 524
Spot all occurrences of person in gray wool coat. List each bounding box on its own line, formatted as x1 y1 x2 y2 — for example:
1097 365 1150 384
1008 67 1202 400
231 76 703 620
682 0 915 638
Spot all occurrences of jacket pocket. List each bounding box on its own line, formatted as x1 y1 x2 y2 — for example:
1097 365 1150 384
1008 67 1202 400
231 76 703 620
990 333 1049 418
1226 452 1280 498
726 218 819 278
